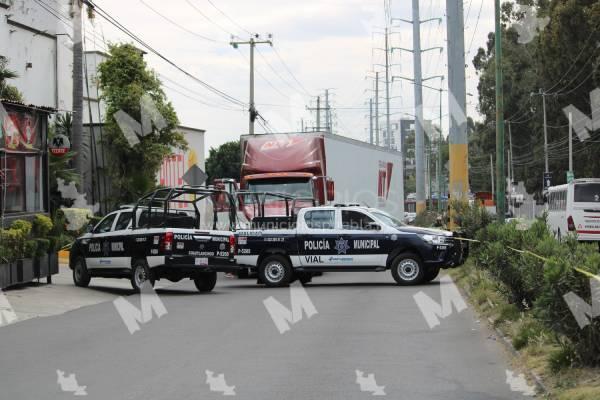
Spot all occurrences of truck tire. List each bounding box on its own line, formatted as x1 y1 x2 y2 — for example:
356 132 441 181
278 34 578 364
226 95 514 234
194 271 217 292
131 259 155 292
424 266 441 282
391 253 425 285
73 257 91 287
259 255 292 287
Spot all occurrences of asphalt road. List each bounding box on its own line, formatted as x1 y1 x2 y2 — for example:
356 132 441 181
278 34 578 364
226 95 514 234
0 271 533 399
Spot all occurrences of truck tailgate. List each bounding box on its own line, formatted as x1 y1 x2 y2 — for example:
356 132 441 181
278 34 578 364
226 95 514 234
168 230 235 269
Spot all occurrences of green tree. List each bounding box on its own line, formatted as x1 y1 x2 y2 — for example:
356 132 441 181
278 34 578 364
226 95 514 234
470 0 600 196
97 43 186 205
205 140 240 183
0 56 24 102
49 113 79 211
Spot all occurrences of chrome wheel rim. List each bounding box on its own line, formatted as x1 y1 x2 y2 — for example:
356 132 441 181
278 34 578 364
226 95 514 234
134 264 147 288
398 259 419 281
265 262 284 283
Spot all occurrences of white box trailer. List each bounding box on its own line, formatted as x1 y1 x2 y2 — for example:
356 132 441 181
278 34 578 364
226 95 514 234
240 132 405 219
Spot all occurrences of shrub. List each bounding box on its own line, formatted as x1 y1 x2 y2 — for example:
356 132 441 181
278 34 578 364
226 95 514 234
470 216 600 367
23 240 38 259
10 219 32 237
32 214 53 237
413 211 439 227
35 239 50 257
451 200 493 238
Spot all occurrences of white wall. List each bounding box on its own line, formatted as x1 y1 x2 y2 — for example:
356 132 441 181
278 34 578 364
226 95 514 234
0 0 72 109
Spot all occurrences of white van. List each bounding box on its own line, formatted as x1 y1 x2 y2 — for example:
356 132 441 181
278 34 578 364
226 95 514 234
546 178 600 243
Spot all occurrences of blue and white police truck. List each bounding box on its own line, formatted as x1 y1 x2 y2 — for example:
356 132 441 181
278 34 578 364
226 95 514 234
234 204 465 287
69 187 237 292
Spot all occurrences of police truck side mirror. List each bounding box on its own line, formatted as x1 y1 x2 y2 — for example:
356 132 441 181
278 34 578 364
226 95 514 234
326 180 335 201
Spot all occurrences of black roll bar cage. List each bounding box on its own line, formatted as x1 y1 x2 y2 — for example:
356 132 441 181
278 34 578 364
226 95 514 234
131 185 237 231
235 190 316 218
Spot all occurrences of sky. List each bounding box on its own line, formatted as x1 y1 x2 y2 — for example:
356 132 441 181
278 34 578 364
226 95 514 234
80 0 496 155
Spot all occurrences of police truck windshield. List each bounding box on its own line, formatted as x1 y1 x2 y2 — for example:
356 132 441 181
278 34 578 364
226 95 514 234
247 179 313 197
371 211 405 228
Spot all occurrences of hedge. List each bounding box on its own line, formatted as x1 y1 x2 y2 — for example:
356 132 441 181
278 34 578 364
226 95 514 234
463 206 600 367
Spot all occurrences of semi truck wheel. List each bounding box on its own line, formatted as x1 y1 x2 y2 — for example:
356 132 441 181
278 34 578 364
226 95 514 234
131 259 155 292
73 258 91 287
259 255 292 287
391 253 425 285
194 271 217 292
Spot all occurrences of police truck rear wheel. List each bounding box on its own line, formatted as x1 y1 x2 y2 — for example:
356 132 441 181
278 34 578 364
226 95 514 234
391 253 425 285
131 259 154 292
259 255 292 287
73 258 91 287
194 271 217 292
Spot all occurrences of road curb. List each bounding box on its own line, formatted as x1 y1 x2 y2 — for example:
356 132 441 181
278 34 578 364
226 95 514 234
458 280 550 397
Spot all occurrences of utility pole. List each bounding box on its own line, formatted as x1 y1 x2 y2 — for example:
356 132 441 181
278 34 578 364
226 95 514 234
230 34 273 135
71 0 84 185
385 27 391 149
375 72 380 146
437 82 443 213
490 154 495 196
316 96 321 131
541 90 549 174
369 98 374 144
392 4 441 215
508 121 514 216
412 0 425 214
446 0 469 225
494 0 505 222
569 111 573 174
325 89 330 133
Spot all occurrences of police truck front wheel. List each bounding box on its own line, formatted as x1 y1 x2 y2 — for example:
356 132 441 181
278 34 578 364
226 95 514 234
73 258 91 287
131 259 155 292
259 255 292 287
391 253 425 285
424 266 441 282
194 271 217 292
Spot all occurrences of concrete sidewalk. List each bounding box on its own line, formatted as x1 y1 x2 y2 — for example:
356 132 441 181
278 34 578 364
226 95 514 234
1 264 171 324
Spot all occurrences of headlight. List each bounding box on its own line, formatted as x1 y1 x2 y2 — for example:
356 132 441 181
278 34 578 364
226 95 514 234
420 234 447 245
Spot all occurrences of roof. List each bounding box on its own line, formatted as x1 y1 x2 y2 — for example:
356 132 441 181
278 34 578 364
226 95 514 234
0 99 56 113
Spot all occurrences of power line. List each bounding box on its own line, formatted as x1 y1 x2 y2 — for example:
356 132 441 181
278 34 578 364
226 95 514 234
184 0 233 36
272 47 312 97
205 0 252 36
138 0 221 43
466 0 483 56
83 0 245 107
255 47 307 98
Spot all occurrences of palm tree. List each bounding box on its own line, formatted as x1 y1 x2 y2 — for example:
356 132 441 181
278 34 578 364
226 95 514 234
0 56 24 102
0 57 23 101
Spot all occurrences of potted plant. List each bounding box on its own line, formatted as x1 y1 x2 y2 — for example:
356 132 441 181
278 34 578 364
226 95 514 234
0 229 16 289
32 215 53 280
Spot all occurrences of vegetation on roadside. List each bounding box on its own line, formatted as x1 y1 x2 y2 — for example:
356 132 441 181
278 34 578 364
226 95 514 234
205 140 241 184
0 56 24 102
448 203 600 398
97 43 186 206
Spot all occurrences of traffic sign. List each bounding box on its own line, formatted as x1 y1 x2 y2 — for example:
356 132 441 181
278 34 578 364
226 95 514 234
543 172 552 190
566 171 574 183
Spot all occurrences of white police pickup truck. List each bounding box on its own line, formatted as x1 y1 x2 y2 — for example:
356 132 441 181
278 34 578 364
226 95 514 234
69 187 237 292
234 205 464 287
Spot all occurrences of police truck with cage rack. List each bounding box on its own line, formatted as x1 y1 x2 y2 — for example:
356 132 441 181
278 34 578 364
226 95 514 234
68 186 238 292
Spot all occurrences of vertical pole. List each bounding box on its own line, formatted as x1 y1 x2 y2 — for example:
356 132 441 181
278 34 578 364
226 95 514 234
301 118 304 132
369 98 374 144
437 87 442 213
325 89 330 134
494 0 505 222
71 0 84 184
446 0 469 226
316 96 321 131
508 121 513 215
413 0 426 214
568 111 573 173
541 90 549 174
249 38 255 135
375 72 380 146
490 154 495 197
385 27 391 149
